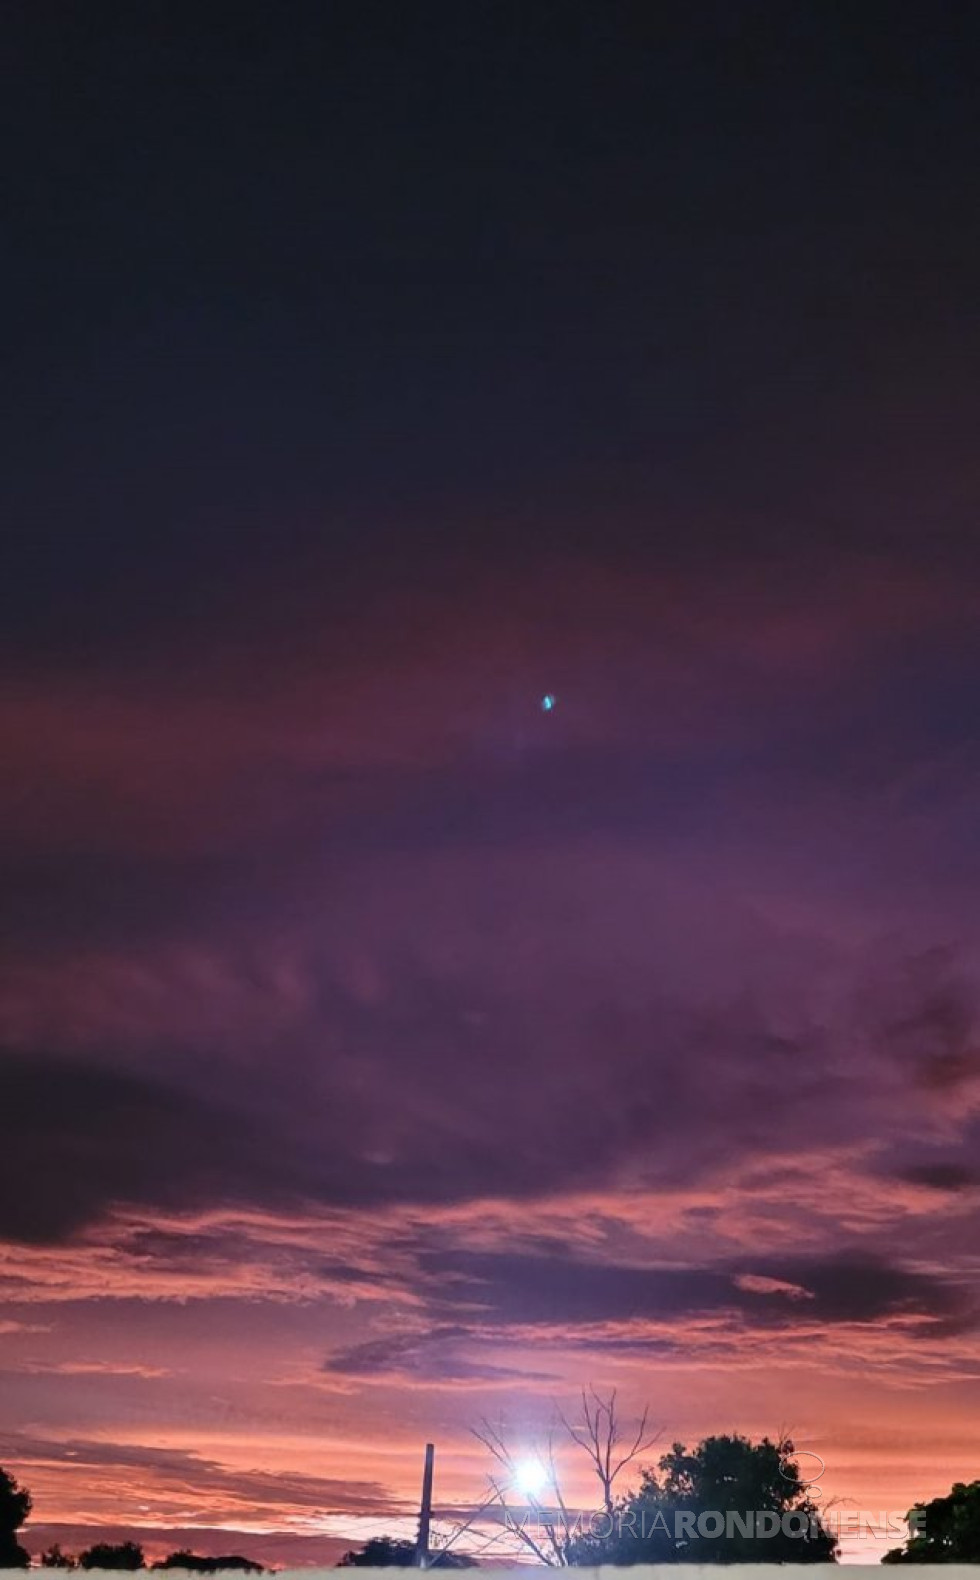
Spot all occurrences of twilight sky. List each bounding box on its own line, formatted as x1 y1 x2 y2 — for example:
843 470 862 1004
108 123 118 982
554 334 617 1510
3 0 980 1566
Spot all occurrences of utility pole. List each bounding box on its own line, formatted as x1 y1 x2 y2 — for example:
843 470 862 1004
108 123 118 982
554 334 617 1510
415 1441 435 1567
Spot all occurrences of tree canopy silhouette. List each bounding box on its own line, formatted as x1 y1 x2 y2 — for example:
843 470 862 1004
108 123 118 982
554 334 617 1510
40 1544 264 1572
152 1552 264 1572
78 1541 146 1570
337 1535 477 1567
0 1467 31 1569
41 1544 78 1568
883 1479 980 1563
567 1434 837 1565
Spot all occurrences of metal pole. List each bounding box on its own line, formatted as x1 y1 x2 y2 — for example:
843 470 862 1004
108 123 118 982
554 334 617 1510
415 1441 435 1567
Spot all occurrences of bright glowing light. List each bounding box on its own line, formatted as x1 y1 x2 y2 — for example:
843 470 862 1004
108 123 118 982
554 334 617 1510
514 1457 548 1498
540 693 557 712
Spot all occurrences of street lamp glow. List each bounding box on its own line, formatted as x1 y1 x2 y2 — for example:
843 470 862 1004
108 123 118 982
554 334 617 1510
514 1457 548 1498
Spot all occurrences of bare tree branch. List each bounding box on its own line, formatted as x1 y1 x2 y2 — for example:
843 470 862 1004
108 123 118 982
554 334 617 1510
471 1391 658 1563
429 1487 505 1565
485 1477 557 1567
555 1387 659 1517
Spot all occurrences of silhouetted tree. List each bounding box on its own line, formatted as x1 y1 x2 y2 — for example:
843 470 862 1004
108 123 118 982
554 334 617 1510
338 1535 477 1567
338 1536 416 1567
567 1434 838 1565
558 1389 658 1519
0 1467 31 1569
78 1541 146 1570
883 1479 980 1563
41 1545 79 1568
152 1551 264 1572
473 1389 656 1564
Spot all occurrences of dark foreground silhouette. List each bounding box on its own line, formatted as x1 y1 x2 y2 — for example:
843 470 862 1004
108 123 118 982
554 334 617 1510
339 1538 477 1568
40 1545 262 1573
883 1480 980 1563
7 1453 980 1566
